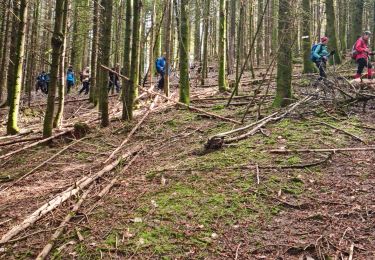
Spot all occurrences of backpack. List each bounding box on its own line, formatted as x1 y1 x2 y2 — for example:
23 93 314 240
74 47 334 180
67 71 74 82
351 43 359 60
310 44 322 62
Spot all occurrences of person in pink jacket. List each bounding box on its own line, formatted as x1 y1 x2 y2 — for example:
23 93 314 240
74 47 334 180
354 31 374 79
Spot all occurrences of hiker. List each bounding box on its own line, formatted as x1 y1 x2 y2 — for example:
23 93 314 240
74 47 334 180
155 56 166 90
79 67 90 95
311 36 335 80
108 64 121 94
36 71 47 94
66 66 75 94
353 31 374 80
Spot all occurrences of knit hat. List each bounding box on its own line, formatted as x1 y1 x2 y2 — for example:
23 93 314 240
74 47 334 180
321 36 328 42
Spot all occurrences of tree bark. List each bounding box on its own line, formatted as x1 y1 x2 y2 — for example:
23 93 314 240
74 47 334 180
218 0 228 92
325 0 341 64
90 0 99 105
350 0 364 45
122 0 132 120
179 0 190 104
301 0 314 73
7 0 28 134
201 0 210 86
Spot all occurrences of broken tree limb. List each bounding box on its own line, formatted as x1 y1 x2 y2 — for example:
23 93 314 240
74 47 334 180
0 136 42 147
0 146 140 244
313 120 366 144
0 129 73 160
0 137 89 193
100 65 242 125
104 96 159 164
35 185 94 260
269 146 375 154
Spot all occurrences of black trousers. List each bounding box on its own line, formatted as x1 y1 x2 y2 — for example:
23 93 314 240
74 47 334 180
357 58 372 74
157 71 164 90
108 80 121 93
315 60 327 79
67 81 74 93
79 81 90 95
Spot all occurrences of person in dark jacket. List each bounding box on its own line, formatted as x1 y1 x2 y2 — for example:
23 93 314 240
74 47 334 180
353 31 374 80
79 67 90 95
108 64 121 93
155 56 166 90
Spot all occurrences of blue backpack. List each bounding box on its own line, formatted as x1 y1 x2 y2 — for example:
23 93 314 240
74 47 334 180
310 44 322 62
67 71 74 82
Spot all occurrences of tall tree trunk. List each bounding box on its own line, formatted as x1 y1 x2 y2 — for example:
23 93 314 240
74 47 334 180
350 0 364 45
179 0 190 104
0 0 11 104
53 0 69 128
302 0 314 73
271 0 278 55
273 0 294 107
122 0 132 120
90 0 99 105
163 0 172 96
193 0 201 62
201 0 210 86
338 0 347 51
7 0 28 134
326 0 341 64
218 0 227 92
256 0 264 65
42 0 64 138
99 0 113 127
228 0 236 73
124 0 142 121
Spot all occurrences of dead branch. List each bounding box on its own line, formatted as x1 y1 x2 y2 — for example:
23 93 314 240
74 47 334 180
269 146 375 154
0 146 140 244
314 120 365 144
35 185 94 260
0 136 42 147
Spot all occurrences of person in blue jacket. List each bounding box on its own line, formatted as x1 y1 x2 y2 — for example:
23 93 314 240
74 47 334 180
312 36 335 80
155 56 166 90
66 66 75 94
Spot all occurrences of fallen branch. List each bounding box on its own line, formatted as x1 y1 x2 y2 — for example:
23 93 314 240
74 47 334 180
0 129 72 160
0 137 89 193
104 96 159 164
269 146 375 154
0 146 140 244
36 185 94 260
0 136 42 147
314 120 365 144
101 65 242 125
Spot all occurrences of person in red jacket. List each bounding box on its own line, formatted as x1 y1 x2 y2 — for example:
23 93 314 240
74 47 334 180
354 31 374 79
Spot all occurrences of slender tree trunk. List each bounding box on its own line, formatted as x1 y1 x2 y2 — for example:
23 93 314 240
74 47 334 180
256 0 264 65
179 0 190 104
90 0 99 105
194 0 201 62
163 0 172 96
124 0 142 121
338 0 347 51
122 0 132 120
273 0 294 107
7 0 28 134
201 0 210 86
302 0 314 73
0 0 11 104
235 1 244 95
218 0 227 92
99 0 113 127
53 0 69 128
43 0 64 138
350 0 364 45
326 0 341 64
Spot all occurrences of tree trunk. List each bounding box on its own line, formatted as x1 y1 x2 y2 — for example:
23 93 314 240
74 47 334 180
325 0 341 64
273 0 293 107
201 0 210 86
163 0 172 97
99 0 113 127
124 0 142 121
122 0 132 120
301 0 314 73
218 0 227 92
179 0 190 104
53 0 69 128
193 0 201 62
7 0 28 134
0 0 11 105
350 0 364 45
338 0 348 51
256 0 264 65
42 0 64 138
90 0 99 105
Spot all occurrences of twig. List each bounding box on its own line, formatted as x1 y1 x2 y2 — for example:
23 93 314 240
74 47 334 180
269 146 375 154
348 243 354 260
314 120 365 144
234 243 242 260
256 164 260 185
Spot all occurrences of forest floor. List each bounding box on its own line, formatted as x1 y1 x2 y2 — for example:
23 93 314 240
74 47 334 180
0 65 375 259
